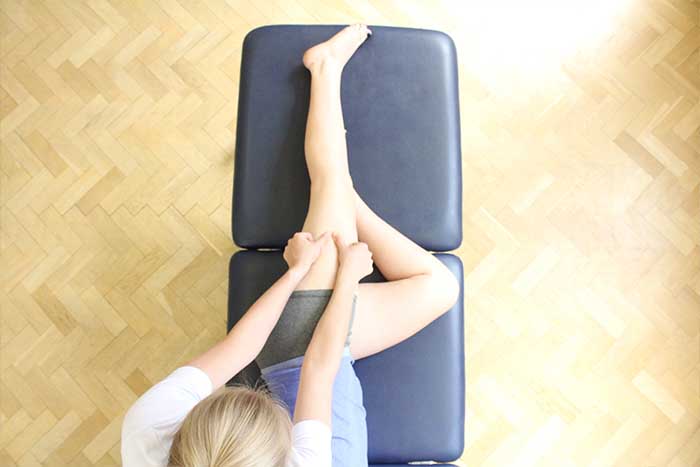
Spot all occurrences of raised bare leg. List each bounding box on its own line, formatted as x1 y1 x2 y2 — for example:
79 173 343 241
351 194 460 359
296 24 371 291
294 24 458 359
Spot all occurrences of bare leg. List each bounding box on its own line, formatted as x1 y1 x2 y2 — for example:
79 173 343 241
293 24 458 359
351 194 460 360
296 24 371 291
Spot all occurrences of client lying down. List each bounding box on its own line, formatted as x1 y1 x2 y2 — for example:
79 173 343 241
121 23 459 467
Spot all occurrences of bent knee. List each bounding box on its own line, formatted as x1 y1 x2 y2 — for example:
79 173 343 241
427 266 460 314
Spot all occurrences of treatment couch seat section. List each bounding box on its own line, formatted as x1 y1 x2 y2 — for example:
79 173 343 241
226 250 465 463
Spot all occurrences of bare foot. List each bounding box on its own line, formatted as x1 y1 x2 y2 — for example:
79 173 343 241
303 24 371 72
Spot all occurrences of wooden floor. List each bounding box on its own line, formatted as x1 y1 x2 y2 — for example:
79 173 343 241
1 1 698 465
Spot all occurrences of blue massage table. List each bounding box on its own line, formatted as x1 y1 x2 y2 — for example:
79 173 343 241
228 25 464 465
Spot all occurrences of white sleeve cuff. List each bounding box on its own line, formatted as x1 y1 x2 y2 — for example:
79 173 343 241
289 419 332 466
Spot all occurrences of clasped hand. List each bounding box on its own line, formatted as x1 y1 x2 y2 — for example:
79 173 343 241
283 231 373 283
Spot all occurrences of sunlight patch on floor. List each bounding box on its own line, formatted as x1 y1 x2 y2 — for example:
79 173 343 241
442 0 635 89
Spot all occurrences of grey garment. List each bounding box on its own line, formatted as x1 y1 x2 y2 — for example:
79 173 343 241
256 289 357 370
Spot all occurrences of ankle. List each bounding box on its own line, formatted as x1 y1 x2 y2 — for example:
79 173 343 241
304 53 343 75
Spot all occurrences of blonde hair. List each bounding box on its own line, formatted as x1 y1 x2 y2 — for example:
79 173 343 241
169 385 292 467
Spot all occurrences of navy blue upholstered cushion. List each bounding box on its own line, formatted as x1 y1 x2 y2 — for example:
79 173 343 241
226 250 465 463
232 25 462 252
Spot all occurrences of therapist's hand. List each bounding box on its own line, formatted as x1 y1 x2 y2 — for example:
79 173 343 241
283 232 331 280
333 233 373 284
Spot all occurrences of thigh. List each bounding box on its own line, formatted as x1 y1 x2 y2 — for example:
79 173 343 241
349 275 445 360
297 181 357 290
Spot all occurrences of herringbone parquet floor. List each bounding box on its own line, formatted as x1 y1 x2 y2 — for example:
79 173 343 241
1 1 698 466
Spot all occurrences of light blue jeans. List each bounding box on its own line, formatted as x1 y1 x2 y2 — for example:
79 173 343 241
261 347 368 467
